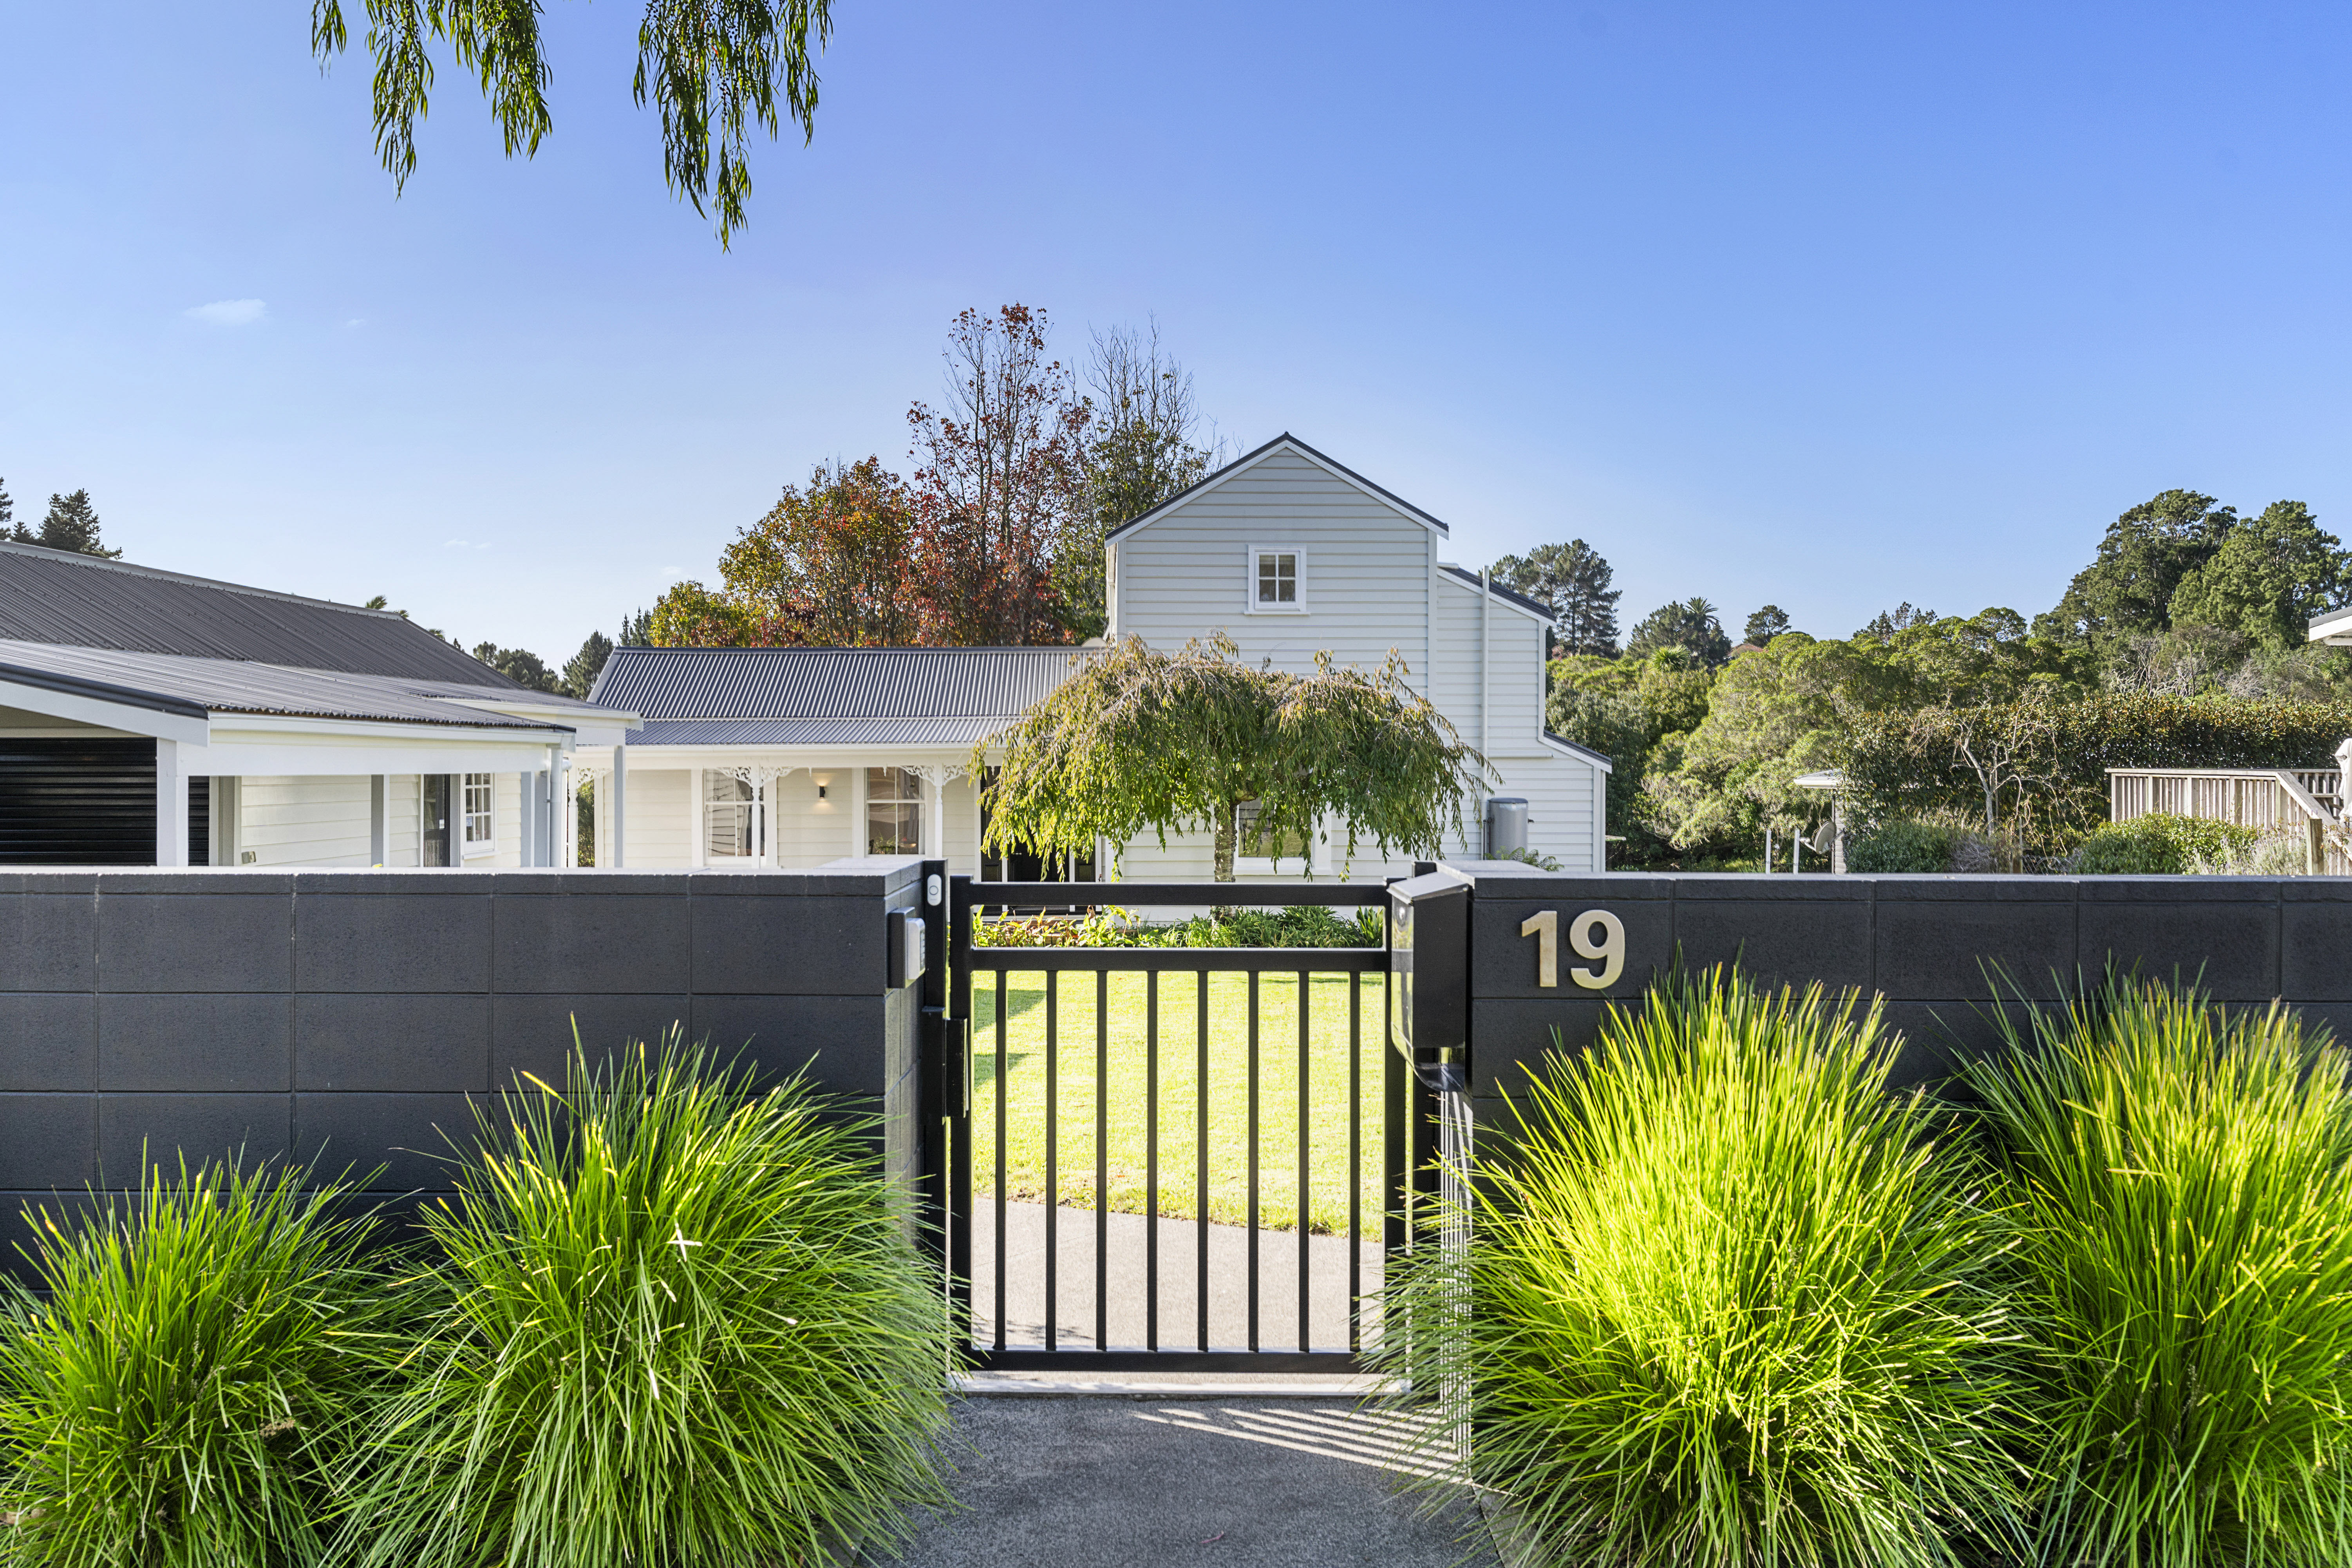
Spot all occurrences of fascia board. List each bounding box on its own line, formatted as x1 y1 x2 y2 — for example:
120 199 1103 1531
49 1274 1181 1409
211 713 571 746
0 675 210 745
1434 565 1553 626
2310 604 2352 644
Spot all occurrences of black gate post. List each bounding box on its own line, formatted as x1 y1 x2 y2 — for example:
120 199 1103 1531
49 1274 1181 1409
914 858 950 1270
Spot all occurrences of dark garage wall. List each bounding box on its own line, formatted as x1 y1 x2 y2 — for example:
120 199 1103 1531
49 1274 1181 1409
0 861 925 1273
1464 872 2352 1132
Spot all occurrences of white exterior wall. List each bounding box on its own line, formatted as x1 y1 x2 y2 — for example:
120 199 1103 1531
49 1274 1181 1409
942 773 980 872
234 776 373 868
387 774 420 865
614 768 692 868
1111 450 1434 686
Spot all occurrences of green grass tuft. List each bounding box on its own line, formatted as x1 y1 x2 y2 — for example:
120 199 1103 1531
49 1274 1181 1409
1379 965 2021 1568
347 1035 956 1568
1971 977 2352 1568
0 1157 391 1568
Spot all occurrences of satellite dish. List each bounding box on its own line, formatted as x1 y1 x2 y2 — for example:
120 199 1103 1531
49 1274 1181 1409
1805 820 1835 853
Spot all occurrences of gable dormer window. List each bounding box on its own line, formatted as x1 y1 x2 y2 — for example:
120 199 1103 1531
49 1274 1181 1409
1249 547 1304 613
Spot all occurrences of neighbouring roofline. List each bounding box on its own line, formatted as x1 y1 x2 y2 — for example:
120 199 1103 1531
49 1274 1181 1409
1540 729 1614 772
1103 433 1453 543
0 539 412 620
1436 564 1553 623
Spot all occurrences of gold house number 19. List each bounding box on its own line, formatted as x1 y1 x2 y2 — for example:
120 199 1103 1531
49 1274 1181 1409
1519 909 1626 991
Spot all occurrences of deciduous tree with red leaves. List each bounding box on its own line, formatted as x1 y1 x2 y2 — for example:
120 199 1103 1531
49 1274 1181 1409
905 305 1091 646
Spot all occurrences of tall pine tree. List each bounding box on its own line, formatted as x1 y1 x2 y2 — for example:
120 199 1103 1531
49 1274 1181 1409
31 490 121 558
1492 539 1622 656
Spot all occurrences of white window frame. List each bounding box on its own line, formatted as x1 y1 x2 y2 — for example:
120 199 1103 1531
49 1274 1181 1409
703 770 756 860
865 765 923 856
1232 799 1320 875
460 772 495 858
1244 546 1306 613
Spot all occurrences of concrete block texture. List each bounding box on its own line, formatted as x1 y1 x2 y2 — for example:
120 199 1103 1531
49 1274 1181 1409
0 872 911 1202
0 895 97 990
1672 898 1875 991
0 994 98 1091
98 893 293 992
1872 899 2077 1000
296 1093 479 1192
295 894 494 992
296 994 492 1092
99 994 291 1091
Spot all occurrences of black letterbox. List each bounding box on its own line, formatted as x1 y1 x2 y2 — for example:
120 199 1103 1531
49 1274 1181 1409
1388 870 1469 1092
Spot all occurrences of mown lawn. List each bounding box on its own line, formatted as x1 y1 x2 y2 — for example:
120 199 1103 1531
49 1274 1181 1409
968 966 1390 1235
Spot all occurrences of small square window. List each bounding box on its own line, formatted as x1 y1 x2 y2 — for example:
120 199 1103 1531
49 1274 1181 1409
1256 552 1297 605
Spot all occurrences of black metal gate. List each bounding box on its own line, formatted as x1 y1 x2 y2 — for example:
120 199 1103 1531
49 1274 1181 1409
915 875 1455 1374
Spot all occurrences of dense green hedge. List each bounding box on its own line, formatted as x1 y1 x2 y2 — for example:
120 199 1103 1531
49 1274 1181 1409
1844 693 2352 850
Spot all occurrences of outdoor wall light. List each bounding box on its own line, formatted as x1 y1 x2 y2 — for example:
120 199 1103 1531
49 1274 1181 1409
817 785 827 798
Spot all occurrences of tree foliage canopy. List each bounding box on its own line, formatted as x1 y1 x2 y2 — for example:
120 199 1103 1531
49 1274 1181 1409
1625 597 1730 667
9 488 120 558
1493 540 1621 657
2034 489 2349 656
311 0 832 245
978 635 1484 880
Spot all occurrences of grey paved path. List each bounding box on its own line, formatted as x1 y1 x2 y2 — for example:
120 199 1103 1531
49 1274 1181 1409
876 1396 1497 1568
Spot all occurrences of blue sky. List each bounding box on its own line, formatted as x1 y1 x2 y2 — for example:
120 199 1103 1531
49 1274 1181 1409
3 0 2348 662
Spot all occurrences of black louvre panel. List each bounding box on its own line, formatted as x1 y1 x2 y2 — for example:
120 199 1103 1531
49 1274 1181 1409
189 774 210 866
0 737 157 864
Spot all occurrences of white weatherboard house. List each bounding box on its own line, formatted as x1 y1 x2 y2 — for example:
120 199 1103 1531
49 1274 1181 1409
0 541 637 867
576 436 1612 881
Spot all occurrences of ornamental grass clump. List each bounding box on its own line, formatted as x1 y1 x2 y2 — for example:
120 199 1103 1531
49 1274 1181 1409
0 1159 389 1568
350 1038 955 1568
1380 966 2019 1568
1970 978 2352 1568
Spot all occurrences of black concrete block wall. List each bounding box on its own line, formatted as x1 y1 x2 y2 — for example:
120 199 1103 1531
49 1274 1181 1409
0 861 924 1274
1464 872 2352 1136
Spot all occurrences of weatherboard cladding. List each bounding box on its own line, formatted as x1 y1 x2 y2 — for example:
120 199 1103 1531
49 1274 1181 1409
0 542 514 688
590 647 1092 722
0 642 567 730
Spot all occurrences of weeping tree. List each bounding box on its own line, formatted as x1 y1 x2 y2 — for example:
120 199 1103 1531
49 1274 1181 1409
977 635 1486 881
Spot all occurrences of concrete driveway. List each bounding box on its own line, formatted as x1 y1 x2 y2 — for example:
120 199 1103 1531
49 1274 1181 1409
879 1393 1498 1568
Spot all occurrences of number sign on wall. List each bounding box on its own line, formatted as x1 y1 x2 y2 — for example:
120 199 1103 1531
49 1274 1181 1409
1519 909 1626 990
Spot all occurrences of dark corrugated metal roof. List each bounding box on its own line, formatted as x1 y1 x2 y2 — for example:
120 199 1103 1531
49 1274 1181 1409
628 716 1019 747
0 642 569 730
591 646 1093 720
0 542 517 687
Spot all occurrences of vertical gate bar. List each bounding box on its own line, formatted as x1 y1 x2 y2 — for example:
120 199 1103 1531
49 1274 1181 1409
993 968 1008 1352
1196 968 1210 1353
1383 981 1408 1264
948 876 974 1351
1095 968 1109 1353
1045 969 1059 1351
1247 968 1261 1354
1348 969 1363 1355
1146 968 1160 1353
1297 968 1311 1354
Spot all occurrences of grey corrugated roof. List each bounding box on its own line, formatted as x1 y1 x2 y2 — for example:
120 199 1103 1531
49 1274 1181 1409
0 541 517 687
590 646 1092 720
628 716 1018 747
0 641 575 730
